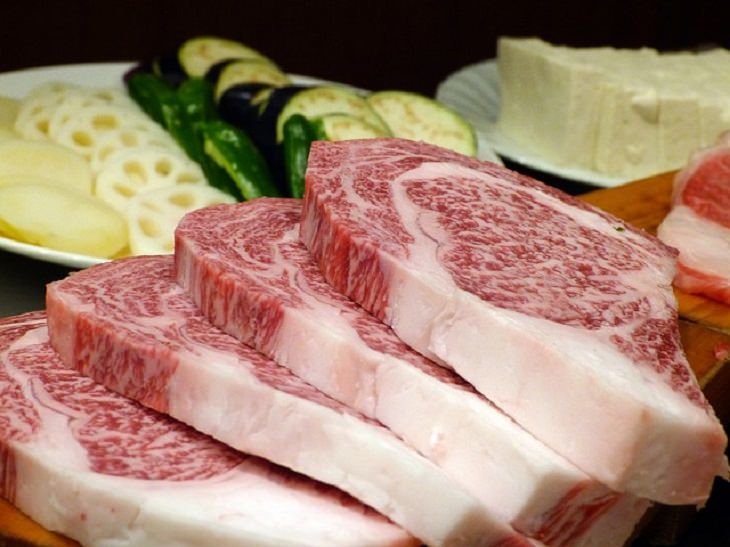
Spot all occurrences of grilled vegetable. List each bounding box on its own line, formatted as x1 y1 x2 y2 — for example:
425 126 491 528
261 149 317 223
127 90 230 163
366 91 477 156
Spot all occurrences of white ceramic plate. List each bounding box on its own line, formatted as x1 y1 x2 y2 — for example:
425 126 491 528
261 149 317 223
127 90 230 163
436 60 630 188
0 63 342 269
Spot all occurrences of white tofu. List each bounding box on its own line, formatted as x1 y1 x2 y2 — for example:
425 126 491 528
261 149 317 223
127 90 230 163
497 37 730 177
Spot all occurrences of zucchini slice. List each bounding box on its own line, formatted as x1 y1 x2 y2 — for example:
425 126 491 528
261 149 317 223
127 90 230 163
366 91 477 156
275 86 390 143
312 113 389 141
178 36 272 78
214 60 291 100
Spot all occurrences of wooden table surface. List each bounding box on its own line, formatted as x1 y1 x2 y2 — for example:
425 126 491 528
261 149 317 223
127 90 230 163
2 170 729 546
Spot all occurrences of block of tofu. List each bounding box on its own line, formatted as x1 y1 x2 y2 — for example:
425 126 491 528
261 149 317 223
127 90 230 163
497 37 730 178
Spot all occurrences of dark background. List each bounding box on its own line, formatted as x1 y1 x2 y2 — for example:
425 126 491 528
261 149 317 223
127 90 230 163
1 1 730 545
1 1 729 97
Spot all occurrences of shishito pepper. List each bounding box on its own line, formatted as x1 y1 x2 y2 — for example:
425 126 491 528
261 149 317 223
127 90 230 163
127 73 243 200
282 114 316 199
201 120 279 200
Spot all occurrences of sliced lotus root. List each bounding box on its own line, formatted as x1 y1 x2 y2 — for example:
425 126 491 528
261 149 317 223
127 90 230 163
50 104 164 160
89 125 180 174
126 184 236 255
95 146 206 212
13 82 80 140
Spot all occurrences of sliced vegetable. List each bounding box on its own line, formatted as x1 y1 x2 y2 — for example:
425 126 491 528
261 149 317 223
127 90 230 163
14 82 78 140
50 103 164 161
177 77 218 126
0 96 19 128
214 59 290 100
202 120 279 199
95 146 206 212
275 86 390 143
0 127 17 142
126 73 204 163
126 72 172 126
179 36 272 77
151 51 187 87
312 113 390 141
283 114 316 198
0 139 92 193
366 91 477 156
175 78 242 200
0 182 127 257
126 184 235 255
89 126 179 173
218 83 273 134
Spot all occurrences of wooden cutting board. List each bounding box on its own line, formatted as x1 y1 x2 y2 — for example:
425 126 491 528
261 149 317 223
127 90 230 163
3 171 730 546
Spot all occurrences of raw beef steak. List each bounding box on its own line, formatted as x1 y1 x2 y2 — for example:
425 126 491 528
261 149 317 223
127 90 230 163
176 197 649 547
658 134 730 305
0 311 416 547
46 256 530 547
300 137 728 505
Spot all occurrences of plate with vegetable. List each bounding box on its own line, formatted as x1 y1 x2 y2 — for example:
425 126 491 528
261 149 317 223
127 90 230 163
0 37 485 269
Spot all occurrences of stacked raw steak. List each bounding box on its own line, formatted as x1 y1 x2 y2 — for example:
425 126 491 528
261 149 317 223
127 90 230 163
175 197 649 546
46 255 525 547
2 136 725 546
300 138 728 505
657 133 730 305
0 312 415 547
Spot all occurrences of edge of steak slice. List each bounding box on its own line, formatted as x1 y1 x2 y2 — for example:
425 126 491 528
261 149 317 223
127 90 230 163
46 256 529 547
0 311 415 547
300 137 728 505
657 135 730 305
175 196 650 547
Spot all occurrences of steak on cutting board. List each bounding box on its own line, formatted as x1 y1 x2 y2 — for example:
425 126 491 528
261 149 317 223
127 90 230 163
0 311 416 547
175 196 650 547
658 133 730 306
46 256 531 547
299 137 728 505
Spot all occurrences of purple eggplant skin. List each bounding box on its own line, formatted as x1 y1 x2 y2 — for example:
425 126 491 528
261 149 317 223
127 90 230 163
204 58 243 85
123 61 153 84
152 50 188 88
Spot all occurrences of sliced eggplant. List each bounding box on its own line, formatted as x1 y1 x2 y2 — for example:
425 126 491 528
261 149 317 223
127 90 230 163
275 86 390 143
366 91 477 156
152 50 188 88
178 36 272 78
251 85 311 149
214 59 291 100
312 113 390 141
218 83 274 136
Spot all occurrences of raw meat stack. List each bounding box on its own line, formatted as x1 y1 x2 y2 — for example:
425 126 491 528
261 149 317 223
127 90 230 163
2 138 727 546
657 133 730 306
